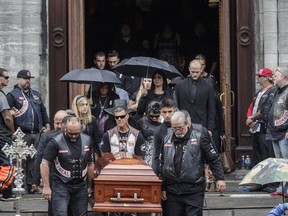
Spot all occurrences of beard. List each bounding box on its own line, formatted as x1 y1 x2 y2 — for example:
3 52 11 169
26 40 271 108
175 133 185 138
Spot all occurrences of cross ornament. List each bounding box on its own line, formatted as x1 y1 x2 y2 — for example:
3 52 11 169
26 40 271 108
1 128 37 192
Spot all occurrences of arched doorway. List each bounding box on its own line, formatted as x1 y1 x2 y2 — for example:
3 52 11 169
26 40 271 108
48 0 255 161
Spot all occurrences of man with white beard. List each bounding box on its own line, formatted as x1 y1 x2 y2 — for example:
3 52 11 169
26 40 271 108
159 111 226 216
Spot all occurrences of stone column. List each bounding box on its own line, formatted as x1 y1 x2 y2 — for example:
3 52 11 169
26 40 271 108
278 0 288 66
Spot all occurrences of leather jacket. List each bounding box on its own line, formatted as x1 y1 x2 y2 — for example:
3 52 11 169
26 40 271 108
161 124 224 195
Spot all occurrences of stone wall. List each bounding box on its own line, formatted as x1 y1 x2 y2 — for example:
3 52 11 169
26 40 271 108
255 0 288 72
0 0 49 111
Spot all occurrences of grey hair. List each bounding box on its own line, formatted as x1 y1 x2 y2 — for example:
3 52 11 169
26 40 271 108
171 111 189 126
181 109 192 127
275 66 288 79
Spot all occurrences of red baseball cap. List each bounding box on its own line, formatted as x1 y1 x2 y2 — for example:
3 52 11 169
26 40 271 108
257 68 272 78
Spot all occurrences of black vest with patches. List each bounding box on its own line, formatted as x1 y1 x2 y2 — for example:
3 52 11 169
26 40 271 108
53 133 91 183
162 123 205 184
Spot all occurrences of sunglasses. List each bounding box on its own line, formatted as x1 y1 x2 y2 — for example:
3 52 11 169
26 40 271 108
148 115 160 119
1 76 9 80
114 114 126 120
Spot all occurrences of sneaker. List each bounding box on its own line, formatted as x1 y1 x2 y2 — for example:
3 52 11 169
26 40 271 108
1 194 16 201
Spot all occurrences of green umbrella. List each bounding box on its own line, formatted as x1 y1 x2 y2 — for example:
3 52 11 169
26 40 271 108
239 158 288 203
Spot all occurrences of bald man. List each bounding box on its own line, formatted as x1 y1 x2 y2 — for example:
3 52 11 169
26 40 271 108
32 110 68 216
175 59 216 135
41 117 94 216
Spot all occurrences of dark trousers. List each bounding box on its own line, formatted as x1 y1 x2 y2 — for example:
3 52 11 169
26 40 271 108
252 132 274 166
52 180 88 216
167 191 204 216
23 133 39 189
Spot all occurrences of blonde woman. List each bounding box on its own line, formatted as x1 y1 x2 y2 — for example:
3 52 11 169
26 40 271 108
128 77 152 112
71 95 101 159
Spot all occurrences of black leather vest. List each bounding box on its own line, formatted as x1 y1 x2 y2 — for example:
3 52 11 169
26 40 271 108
53 133 92 183
162 123 205 184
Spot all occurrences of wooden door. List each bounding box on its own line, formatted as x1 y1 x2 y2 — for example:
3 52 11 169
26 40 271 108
219 0 254 160
48 0 69 118
49 0 85 120
235 0 254 158
219 0 233 153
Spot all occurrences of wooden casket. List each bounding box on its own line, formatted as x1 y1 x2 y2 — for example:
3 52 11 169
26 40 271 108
93 157 162 213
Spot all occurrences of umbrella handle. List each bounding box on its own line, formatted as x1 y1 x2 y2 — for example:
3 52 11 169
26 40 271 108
282 182 286 205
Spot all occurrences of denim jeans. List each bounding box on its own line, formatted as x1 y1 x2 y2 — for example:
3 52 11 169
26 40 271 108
273 138 288 194
52 180 88 216
272 138 288 159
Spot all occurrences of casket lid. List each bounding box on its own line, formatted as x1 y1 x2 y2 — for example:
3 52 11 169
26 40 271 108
95 158 161 183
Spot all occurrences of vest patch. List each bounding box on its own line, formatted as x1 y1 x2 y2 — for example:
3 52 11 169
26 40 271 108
190 138 198 145
275 110 288 126
164 143 173 147
14 100 28 117
84 146 90 152
59 150 69 154
54 157 71 177
33 95 40 100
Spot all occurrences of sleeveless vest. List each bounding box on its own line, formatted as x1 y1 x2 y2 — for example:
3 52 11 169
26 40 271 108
163 124 205 184
8 86 43 131
53 133 91 183
273 86 288 130
108 126 139 159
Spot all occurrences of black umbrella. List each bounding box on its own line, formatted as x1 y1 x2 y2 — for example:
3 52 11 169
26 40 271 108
60 68 122 84
114 56 183 79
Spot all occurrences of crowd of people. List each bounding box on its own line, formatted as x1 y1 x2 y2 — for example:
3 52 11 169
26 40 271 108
246 67 288 195
0 48 288 216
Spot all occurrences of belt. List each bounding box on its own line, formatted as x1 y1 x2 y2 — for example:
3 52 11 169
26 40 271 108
22 129 40 134
69 178 84 184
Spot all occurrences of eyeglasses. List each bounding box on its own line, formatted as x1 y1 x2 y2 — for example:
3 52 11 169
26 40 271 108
171 125 186 131
148 115 160 119
275 68 285 76
1 76 9 80
114 114 127 120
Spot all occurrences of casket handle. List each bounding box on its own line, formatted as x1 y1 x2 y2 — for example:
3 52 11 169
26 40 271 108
110 192 144 203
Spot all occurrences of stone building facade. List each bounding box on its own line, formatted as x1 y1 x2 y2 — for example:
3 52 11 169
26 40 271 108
255 0 288 74
0 0 288 150
0 0 48 109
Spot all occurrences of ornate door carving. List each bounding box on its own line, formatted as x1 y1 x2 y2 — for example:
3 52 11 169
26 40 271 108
48 0 68 118
235 0 254 155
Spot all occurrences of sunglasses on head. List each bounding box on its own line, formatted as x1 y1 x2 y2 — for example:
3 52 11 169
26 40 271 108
1 76 9 80
114 114 127 120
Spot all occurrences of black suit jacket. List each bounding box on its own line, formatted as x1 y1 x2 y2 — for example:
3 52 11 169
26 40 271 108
175 77 216 131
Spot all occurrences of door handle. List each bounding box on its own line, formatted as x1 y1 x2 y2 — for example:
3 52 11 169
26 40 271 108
219 92 235 107
231 91 235 107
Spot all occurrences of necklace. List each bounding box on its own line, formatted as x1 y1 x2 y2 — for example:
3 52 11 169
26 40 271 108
98 97 108 118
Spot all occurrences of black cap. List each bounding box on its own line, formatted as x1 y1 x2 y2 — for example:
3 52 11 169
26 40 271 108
17 70 35 79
